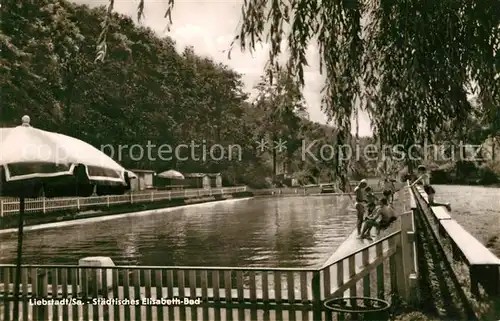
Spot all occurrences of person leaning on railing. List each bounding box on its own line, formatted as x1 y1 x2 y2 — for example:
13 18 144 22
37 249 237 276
410 165 451 211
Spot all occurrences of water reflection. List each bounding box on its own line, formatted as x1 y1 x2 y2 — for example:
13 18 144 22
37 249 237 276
0 197 358 267
121 233 140 264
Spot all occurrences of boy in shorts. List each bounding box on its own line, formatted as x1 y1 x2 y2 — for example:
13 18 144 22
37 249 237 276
360 198 397 239
354 179 368 235
411 165 451 211
365 186 378 216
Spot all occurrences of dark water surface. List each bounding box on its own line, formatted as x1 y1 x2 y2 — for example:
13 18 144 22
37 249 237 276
0 196 358 267
2 185 495 267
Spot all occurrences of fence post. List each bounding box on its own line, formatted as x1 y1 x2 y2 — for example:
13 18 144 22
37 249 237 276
0 200 3 218
77 197 80 210
408 187 420 305
42 197 46 213
311 270 322 320
151 192 154 202
107 196 110 207
130 193 133 204
398 211 414 302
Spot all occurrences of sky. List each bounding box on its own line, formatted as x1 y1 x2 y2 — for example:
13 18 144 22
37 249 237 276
77 0 373 136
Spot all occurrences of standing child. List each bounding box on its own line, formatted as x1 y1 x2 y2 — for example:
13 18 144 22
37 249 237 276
411 165 451 211
382 178 395 204
365 186 378 216
354 179 368 235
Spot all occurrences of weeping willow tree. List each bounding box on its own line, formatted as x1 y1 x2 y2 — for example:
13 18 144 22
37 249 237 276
98 0 499 188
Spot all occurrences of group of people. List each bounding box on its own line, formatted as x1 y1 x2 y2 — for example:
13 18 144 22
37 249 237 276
354 178 397 240
353 165 452 240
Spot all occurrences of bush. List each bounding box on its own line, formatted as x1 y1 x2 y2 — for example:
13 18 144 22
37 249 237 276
429 169 452 184
393 312 436 320
477 162 500 185
401 173 417 183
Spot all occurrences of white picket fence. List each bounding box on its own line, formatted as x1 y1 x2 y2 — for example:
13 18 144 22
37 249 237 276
0 186 248 217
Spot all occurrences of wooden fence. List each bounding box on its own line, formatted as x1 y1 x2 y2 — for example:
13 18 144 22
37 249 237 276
0 185 419 321
411 185 500 297
319 191 419 306
0 215 418 320
0 264 317 321
0 187 248 217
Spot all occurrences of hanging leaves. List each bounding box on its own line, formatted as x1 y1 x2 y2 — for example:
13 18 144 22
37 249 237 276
96 0 498 181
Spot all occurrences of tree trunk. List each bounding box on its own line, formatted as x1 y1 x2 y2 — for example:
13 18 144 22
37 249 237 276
406 159 414 175
272 144 277 182
492 137 496 161
268 133 277 185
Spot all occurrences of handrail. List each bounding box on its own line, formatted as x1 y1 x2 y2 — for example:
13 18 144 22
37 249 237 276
0 186 247 203
0 185 418 321
0 263 315 272
407 180 417 209
411 184 500 297
410 185 479 319
319 184 413 269
0 186 248 217
319 230 402 270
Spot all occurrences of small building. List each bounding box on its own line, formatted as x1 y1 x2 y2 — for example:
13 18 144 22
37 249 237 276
129 169 155 191
184 173 211 189
207 173 222 188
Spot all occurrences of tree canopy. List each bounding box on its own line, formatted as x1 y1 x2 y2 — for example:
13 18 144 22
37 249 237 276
1 0 352 187
99 0 499 182
2 0 498 188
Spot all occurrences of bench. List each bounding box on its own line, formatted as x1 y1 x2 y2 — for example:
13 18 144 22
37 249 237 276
439 219 500 295
415 189 429 204
430 206 452 220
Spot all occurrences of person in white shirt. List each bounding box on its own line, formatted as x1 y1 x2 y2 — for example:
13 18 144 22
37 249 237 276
411 165 451 211
354 179 368 235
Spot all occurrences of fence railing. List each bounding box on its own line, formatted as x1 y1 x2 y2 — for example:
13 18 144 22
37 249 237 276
0 185 418 321
0 264 317 321
0 223 417 321
319 206 418 306
0 186 248 217
411 184 500 297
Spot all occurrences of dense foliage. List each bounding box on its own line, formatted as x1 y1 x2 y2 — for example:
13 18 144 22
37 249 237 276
2 0 498 188
113 0 499 186
1 0 359 188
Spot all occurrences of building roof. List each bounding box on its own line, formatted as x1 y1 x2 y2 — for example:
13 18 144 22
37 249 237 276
129 169 155 173
184 173 207 178
206 173 221 177
184 172 221 178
